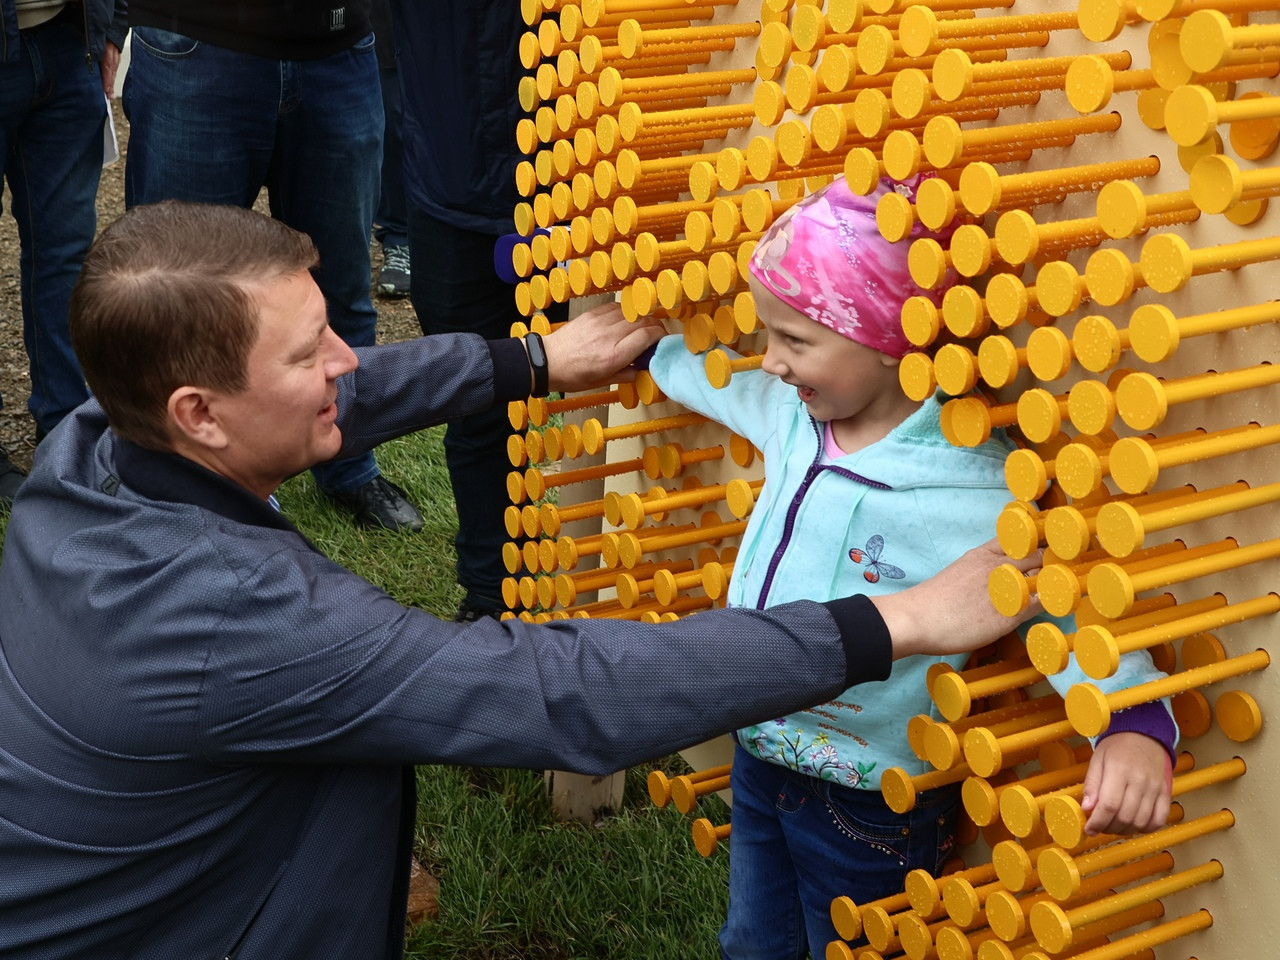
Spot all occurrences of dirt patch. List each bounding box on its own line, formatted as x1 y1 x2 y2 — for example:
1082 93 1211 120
0 100 421 474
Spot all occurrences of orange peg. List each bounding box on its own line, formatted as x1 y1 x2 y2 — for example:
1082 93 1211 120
647 761 731 807
924 112 1123 170
691 818 730 857
900 6 1077 58
1036 807 1231 900
1095 479 1280 557
1109 422 1279 494
959 157 1160 217
669 769 731 814
1180 7 1280 72
1141 227 1280 293
1066 648 1270 736
830 889 915 944
933 48 1131 103
1115 361 1280 431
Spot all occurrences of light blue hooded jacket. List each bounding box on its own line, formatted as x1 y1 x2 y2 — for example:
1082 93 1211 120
651 336 1172 790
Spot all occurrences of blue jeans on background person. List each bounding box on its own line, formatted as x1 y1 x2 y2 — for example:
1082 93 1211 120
720 743 960 960
0 15 98 439
374 63 407 251
122 27 384 494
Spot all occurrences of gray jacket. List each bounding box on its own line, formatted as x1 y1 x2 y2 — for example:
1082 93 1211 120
0 333 889 959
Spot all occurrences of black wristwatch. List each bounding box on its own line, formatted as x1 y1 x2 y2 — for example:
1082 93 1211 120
524 331 550 398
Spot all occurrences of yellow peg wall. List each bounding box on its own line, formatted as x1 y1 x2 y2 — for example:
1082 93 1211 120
506 0 1278 956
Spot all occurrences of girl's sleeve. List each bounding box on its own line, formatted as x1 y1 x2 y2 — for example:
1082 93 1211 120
1033 614 1179 759
648 336 785 448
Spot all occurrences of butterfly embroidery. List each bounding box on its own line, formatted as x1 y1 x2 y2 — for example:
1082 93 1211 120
848 534 906 584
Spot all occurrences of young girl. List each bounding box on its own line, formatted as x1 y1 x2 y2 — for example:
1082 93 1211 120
647 176 1177 959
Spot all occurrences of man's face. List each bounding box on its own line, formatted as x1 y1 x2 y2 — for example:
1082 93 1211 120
210 269 358 498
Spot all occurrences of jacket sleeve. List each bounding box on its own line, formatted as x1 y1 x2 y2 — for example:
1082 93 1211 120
332 334 528 458
648 335 785 449
108 0 128 50
188 542 882 775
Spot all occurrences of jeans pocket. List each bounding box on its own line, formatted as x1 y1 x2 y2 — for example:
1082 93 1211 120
351 31 376 53
821 784 914 863
131 26 200 59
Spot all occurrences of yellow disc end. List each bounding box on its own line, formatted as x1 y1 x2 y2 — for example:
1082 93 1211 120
1044 506 1092 561
1054 444 1103 501
1026 326 1074 383
1140 232 1194 294
1066 379 1117 437
1044 794 1088 850
1034 260 1082 318
941 878 982 928
962 775 999 827
985 889 1028 943
854 87 891 140
908 238 949 291
830 895 862 942
1216 690 1263 742
1071 314 1122 374
999 785 1041 839
876 190 914 243
861 904 896 953
1115 371 1168 431
951 224 993 279
958 160 999 215
1077 0 1128 43
1095 500 1145 558
922 115 964 171
947 396 994 448
725 478 757 518
902 296 942 348
1086 561 1136 619
992 839 1036 892
1066 681 1112 737
883 129 923 182
963 726 1004 778
893 67 933 120
1037 562 1084 618
1180 9 1234 74
995 209 1041 266
906 868 944 917
997 504 1041 560
1074 623 1123 680
899 352 938 403
923 722 962 771
934 344 978 397
1027 621 1070 676
1028 899 1074 954
1036 846 1083 901
880 766 917 814
1017 388 1064 445
1004 447 1049 502
976 336 1018 391
1084 248 1137 307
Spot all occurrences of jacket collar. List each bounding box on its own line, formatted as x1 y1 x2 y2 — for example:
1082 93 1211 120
114 437 301 534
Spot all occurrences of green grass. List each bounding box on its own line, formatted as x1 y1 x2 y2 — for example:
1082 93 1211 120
0 426 730 959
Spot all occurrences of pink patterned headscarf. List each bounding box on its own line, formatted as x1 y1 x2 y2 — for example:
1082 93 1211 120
748 176 957 359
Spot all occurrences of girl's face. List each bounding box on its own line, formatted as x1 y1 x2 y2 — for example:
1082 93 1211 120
752 276 915 447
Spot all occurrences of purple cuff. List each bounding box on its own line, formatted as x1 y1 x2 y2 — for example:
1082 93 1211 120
1097 700 1178 762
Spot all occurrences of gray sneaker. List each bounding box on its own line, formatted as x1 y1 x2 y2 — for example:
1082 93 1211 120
377 244 411 299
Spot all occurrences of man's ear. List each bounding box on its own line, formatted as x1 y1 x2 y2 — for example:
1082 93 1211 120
167 386 229 450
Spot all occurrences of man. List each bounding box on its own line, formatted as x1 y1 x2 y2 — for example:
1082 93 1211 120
0 203 1038 959
121 0 422 531
0 0 125 502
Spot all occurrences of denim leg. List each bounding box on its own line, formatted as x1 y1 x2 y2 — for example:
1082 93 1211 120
0 20 99 434
408 207 518 605
269 36 383 494
721 744 960 960
373 64 408 249
720 745 808 960
122 28 276 209
123 28 383 494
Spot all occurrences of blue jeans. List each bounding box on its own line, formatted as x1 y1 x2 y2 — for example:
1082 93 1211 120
0 15 97 437
122 27 384 493
721 744 960 960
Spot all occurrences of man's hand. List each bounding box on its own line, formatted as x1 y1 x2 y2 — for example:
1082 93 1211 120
1080 732 1174 835
541 302 666 394
101 42 121 99
871 539 1043 659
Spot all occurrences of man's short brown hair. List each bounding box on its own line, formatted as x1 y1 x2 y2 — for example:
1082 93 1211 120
70 201 319 449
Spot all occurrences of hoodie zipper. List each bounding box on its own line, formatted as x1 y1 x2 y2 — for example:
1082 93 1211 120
754 416 891 610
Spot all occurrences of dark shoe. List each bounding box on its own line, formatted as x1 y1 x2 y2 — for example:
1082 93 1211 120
377 244 411 298
327 476 423 532
455 595 504 622
0 447 27 505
